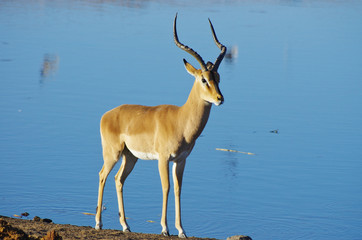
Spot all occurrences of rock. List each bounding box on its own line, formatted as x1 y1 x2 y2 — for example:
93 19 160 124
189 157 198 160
42 219 52 224
0 219 36 240
41 230 62 240
32 216 52 223
227 235 252 240
21 212 30 218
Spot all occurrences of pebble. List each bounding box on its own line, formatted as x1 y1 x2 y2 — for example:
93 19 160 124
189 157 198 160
32 216 52 223
227 235 252 240
42 218 53 223
21 212 29 217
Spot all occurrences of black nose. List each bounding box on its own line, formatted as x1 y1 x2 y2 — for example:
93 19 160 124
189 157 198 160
217 95 224 104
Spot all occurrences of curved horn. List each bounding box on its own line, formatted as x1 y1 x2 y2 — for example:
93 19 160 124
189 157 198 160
174 14 207 72
208 18 227 71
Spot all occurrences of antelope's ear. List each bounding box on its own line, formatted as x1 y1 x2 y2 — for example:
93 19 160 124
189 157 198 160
183 59 198 76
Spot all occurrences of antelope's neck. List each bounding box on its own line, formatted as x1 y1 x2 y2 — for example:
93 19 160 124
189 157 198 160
179 81 212 143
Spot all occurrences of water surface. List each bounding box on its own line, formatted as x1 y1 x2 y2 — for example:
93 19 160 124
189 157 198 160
1 1 362 239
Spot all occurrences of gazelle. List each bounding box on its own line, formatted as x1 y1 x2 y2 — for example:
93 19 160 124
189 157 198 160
95 14 226 238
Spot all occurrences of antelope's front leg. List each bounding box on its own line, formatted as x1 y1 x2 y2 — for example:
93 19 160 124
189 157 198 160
158 158 170 236
172 159 187 238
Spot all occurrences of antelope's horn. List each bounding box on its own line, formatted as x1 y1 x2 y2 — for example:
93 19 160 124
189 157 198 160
174 14 207 72
208 18 227 71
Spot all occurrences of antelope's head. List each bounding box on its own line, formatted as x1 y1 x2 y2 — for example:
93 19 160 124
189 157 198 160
174 14 226 106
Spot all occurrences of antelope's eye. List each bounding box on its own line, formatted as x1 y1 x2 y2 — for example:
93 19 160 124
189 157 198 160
201 78 207 84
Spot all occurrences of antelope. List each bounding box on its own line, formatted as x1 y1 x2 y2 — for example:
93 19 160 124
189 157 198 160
95 14 226 238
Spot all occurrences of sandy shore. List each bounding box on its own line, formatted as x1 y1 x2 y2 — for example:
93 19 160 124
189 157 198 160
0 215 221 240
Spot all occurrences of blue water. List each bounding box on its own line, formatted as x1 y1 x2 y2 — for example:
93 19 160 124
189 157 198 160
1 1 362 239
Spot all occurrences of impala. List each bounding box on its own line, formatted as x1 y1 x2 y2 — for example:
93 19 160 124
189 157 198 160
95 14 226 238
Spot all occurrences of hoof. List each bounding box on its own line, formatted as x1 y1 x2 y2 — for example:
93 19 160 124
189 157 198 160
95 223 102 230
161 231 170 237
123 228 131 233
178 232 187 238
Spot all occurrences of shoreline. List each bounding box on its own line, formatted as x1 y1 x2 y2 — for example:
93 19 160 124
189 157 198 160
1 215 239 240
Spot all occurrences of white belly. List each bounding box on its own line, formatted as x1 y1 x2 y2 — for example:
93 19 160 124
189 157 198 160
127 148 191 162
128 149 159 160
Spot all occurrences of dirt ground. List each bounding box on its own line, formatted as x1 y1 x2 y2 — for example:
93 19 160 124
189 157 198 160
0 215 222 240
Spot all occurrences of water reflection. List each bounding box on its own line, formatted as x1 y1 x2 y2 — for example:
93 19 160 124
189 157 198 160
76 0 150 9
225 45 239 63
223 153 240 178
40 54 59 84
0 41 12 62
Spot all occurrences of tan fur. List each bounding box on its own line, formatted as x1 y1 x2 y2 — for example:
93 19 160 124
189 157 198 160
95 16 225 238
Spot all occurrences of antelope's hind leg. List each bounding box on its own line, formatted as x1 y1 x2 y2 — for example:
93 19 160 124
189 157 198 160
115 149 138 232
